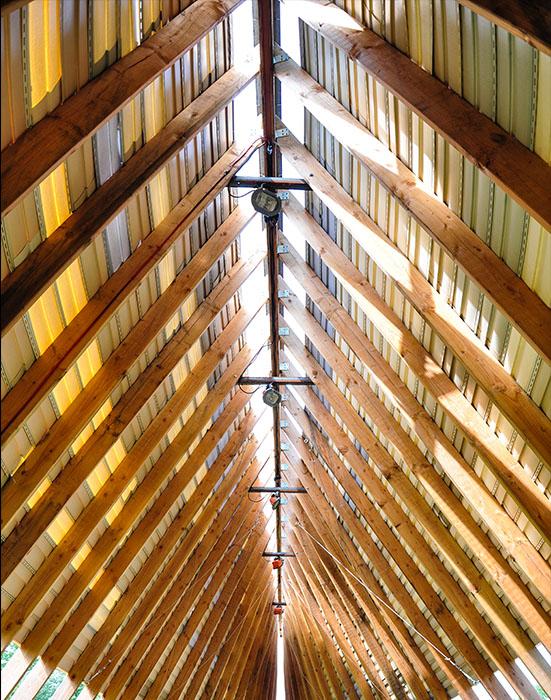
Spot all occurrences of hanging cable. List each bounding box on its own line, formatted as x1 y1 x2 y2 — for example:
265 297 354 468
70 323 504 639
294 521 479 686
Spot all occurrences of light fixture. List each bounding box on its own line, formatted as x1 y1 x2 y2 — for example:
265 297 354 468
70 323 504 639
262 383 282 407
251 187 281 217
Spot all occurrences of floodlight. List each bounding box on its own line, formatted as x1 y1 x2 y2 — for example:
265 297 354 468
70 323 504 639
251 188 281 217
262 384 282 407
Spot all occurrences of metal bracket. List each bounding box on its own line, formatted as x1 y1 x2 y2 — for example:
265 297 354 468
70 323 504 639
280 419 288 428
281 392 288 401
278 327 289 336
281 462 289 471
277 191 289 201
281 443 289 452
277 290 289 300
277 243 289 254
273 52 289 65
275 127 290 139
279 361 289 372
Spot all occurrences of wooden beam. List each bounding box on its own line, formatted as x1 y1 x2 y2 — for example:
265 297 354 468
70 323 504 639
2 330 264 651
291 525 413 700
1 141 262 443
281 196 551 535
286 463 446 700
284 440 447 700
279 132 551 467
113 514 271 699
280 273 551 647
4 425 266 700
282 352 541 700
174 556 272 699
457 0 551 55
279 240 551 642
275 57 551 362
2 252 263 580
84 445 267 696
282 394 479 697
281 0 551 229
0 0 247 214
0 54 259 335
1 203 256 529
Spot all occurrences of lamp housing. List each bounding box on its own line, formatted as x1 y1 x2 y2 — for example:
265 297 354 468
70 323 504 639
251 187 281 217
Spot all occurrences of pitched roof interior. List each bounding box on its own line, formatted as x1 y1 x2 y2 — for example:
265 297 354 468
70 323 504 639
0 1 550 699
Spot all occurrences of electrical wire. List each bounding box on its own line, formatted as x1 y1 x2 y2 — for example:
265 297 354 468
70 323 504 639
228 188 257 199
294 521 479 686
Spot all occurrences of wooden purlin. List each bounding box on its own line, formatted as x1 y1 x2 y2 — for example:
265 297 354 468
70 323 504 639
1 203 256 529
281 196 551 538
1 53 259 335
2 251 264 580
280 0 551 231
1 141 263 444
278 131 551 468
278 237 551 640
0 0 248 215
279 273 551 648
275 56 551 362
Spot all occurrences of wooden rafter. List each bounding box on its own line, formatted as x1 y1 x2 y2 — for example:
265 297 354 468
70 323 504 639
2 337 265 688
1 54 259 335
278 133 551 467
275 56 551 362
281 196 551 533
0 0 247 215
280 273 551 637
1 203 256 529
1 141 262 443
281 0 551 230
279 240 551 636
457 0 551 55
280 352 539 699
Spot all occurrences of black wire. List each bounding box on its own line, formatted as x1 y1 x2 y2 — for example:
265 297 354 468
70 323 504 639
228 188 256 199
238 384 262 396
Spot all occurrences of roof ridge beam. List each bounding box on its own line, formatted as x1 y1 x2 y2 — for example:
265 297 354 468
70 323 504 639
1 52 259 334
275 56 551 361
0 0 248 215
280 0 551 229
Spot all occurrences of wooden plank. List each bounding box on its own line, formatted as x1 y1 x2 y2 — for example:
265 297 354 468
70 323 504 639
1 203 256 529
280 272 551 635
1 330 264 651
114 512 271 699
281 0 551 230
282 196 551 534
2 252 263 580
284 442 447 700
291 525 413 700
283 394 479 697
84 448 267 696
282 351 541 700
279 240 551 642
279 133 551 466
286 462 446 700
0 0 247 214
275 57 551 362
1 141 262 443
4 423 266 700
0 54 259 334
458 0 551 55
